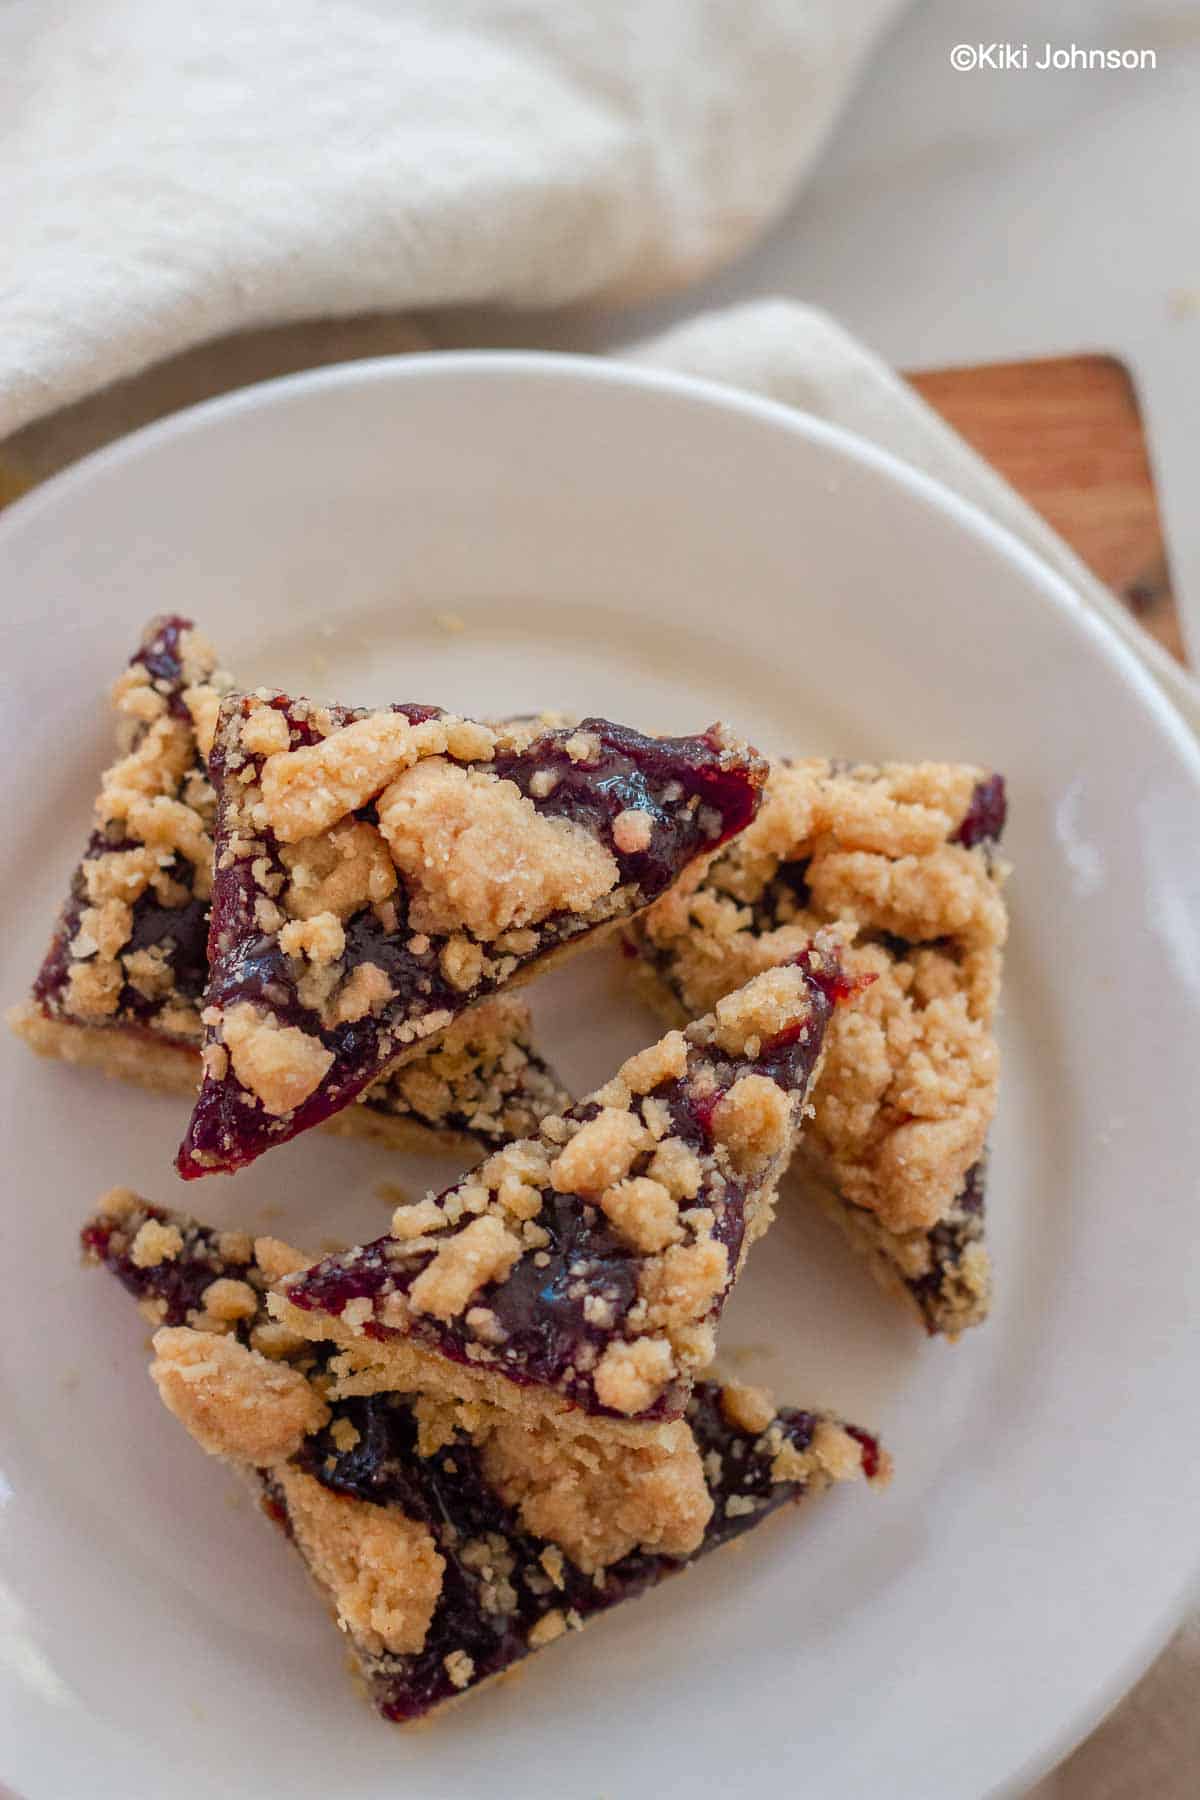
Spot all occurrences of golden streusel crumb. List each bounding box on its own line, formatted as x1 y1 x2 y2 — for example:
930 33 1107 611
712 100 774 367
221 1002 335 1116
200 1277 259 1323
480 1414 712 1572
391 1198 449 1240
638 1240 728 1333
443 1648 476 1687
64 958 123 1018
328 962 393 1025
240 706 291 756
280 819 397 922
407 1214 523 1321
129 1219 183 1268
439 935 485 992
718 1380 777 1436
810 1418 868 1482
611 807 654 854
599 1177 682 1254
710 1074 793 1172
330 1416 361 1453
592 1337 676 1415
182 684 223 760
253 1236 312 1283
279 911 346 965
634 758 1007 1238
250 1320 308 1360
617 1030 689 1096
707 964 817 1058
526 1611 567 1649
378 758 619 942
548 1108 652 1196
259 711 447 841
647 1136 704 1200
150 1327 328 1464
275 1465 445 1656
95 1185 141 1221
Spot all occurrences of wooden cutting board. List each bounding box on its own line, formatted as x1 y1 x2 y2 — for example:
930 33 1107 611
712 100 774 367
909 354 1185 664
0 340 1186 666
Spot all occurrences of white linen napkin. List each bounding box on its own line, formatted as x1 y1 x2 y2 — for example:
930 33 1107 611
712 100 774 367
0 0 902 438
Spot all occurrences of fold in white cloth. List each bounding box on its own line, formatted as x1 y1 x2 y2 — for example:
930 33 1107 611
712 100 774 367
0 0 901 437
2 6 1198 1795
631 302 1200 734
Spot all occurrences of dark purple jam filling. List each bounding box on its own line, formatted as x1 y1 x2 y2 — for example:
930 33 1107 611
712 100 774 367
293 1182 667 1416
491 720 763 896
284 956 834 1420
33 831 210 1029
291 1382 824 1723
905 1157 988 1329
81 1205 252 1332
789 943 871 1012
867 930 922 962
84 1195 876 1727
33 615 214 1037
844 1425 883 1482
955 1158 986 1216
179 704 766 1178
952 775 1007 849
132 614 199 722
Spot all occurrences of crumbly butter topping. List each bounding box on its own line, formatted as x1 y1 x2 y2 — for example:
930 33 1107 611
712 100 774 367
635 759 1007 1234
273 962 821 1425
377 758 618 942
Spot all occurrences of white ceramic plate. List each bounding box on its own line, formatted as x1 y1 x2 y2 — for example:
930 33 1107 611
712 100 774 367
1 355 1198 1800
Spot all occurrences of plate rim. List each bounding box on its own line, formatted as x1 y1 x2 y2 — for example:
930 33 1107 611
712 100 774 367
1 348 1197 789
2 348 1198 1798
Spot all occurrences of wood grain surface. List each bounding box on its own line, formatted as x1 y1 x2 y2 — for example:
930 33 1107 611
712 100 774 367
910 353 1185 664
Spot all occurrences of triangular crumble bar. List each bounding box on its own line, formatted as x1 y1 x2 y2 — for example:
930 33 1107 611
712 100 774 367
83 1189 888 1724
9 616 569 1154
628 758 1009 1335
178 688 766 1176
269 952 861 1441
